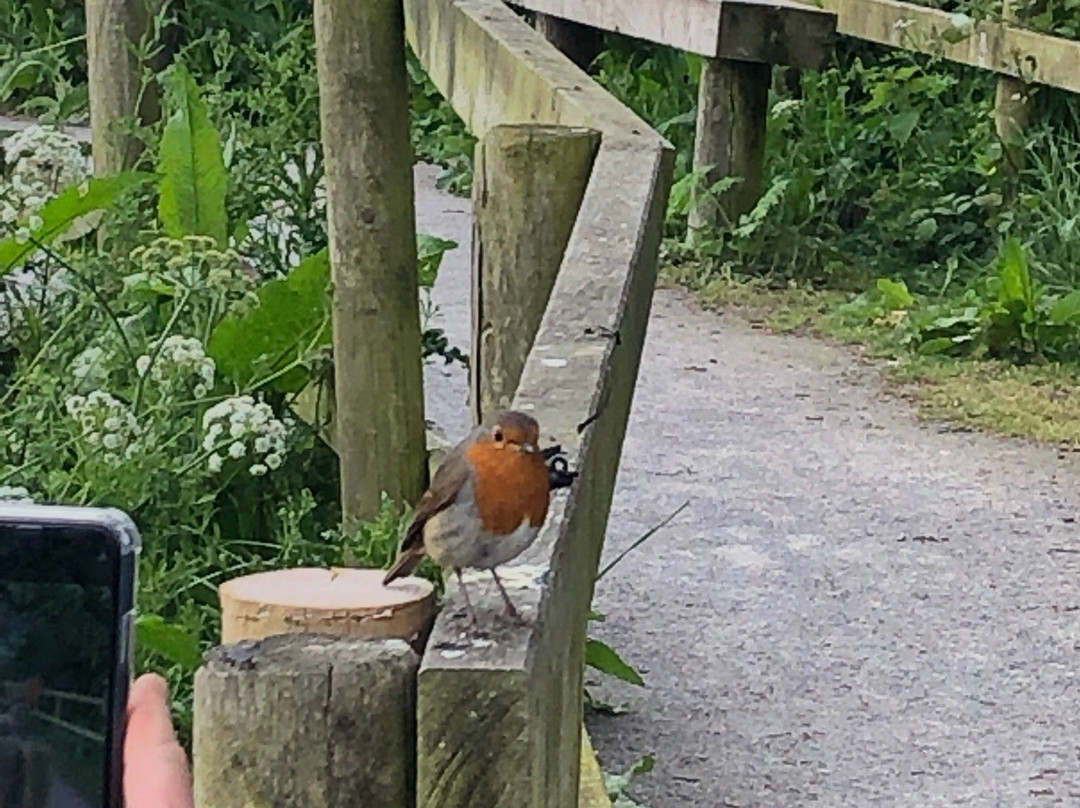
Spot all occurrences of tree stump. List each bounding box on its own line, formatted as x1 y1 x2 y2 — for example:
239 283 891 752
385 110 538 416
193 634 419 808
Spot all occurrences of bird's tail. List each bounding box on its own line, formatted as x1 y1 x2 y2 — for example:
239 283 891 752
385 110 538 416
383 548 425 585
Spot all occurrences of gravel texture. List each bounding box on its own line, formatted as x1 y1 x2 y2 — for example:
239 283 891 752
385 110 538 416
419 166 1080 807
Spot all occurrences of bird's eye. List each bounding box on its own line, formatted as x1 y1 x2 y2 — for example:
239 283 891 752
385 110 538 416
493 428 504 442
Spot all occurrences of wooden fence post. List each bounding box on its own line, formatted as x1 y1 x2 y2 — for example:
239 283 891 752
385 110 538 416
994 0 1035 177
687 0 835 235
193 634 419 808
85 0 159 174
534 14 604 71
313 0 428 523
689 57 772 233
470 124 599 425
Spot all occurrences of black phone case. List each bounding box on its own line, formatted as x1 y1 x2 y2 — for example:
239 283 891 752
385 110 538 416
0 504 141 808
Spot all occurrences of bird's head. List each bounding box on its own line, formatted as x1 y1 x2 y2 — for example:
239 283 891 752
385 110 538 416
483 410 541 455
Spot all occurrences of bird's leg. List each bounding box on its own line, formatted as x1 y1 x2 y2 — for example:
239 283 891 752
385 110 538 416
490 569 525 626
455 568 480 628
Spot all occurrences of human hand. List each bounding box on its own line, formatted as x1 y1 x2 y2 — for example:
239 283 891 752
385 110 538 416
123 673 194 808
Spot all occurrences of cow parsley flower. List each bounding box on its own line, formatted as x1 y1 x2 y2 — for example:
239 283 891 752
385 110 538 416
65 391 141 465
201 395 288 475
136 335 215 397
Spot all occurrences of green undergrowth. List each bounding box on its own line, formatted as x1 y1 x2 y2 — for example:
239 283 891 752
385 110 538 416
666 260 1080 446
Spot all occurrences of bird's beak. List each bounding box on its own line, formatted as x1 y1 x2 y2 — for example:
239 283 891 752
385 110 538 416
520 442 537 454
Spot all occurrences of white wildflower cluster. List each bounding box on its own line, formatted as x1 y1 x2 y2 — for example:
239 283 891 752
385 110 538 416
0 268 73 341
1 125 89 228
0 486 32 504
137 336 216 398
128 237 258 304
244 148 326 271
65 391 142 464
202 395 288 477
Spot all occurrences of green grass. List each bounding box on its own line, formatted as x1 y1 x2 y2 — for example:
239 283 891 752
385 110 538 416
665 265 1080 445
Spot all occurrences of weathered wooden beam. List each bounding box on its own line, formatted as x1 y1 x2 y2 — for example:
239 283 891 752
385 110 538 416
994 0 1035 176
404 1 673 806
511 0 837 68
534 13 604 71
193 634 419 808
789 0 1080 95
470 124 600 424
313 0 428 523
419 140 671 808
406 0 664 138
689 57 771 232
85 0 160 173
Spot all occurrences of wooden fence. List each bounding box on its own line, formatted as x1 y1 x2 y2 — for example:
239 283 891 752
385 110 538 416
82 0 671 806
515 0 1080 218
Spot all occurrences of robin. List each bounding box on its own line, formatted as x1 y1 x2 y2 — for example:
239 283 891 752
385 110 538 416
383 410 561 625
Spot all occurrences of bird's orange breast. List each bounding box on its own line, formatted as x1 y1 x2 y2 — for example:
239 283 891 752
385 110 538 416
466 442 550 536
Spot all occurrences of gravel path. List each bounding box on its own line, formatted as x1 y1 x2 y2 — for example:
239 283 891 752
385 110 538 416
420 167 1080 807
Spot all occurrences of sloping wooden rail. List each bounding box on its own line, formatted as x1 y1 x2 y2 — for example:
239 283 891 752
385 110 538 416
404 1 672 806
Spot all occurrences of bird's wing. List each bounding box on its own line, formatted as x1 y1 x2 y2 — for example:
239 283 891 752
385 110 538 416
398 425 481 554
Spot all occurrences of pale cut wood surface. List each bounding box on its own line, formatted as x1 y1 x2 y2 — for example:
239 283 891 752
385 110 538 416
219 567 435 646
193 634 419 808
313 0 428 524
470 124 599 423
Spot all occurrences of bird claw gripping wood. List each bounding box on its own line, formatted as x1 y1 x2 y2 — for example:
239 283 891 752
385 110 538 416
542 444 578 491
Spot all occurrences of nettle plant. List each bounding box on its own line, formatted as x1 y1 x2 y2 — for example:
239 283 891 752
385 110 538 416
0 63 460 689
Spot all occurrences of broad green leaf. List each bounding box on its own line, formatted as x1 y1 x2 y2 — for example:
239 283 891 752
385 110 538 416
913 217 938 242
0 172 152 274
417 234 458 288
136 614 202 670
1049 290 1080 325
876 277 913 310
998 237 1033 311
158 63 228 245
586 638 644 686
887 110 921 146
208 248 331 393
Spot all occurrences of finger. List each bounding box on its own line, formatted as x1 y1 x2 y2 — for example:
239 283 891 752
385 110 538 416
123 673 194 808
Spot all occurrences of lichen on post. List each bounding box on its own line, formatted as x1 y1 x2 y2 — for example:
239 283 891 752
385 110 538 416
193 634 419 808
313 0 428 523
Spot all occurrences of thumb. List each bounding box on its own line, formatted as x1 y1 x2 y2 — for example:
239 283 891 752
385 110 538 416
123 673 194 808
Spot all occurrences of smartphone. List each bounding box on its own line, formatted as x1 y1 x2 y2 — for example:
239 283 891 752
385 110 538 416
0 504 139 808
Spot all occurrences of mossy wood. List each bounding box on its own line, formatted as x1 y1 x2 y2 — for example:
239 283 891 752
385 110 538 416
791 0 1080 94
193 635 419 808
993 0 1036 177
470 124 600 424
406 0 673 806
313 0 428 524
689 57 772 233
511 0 836 68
